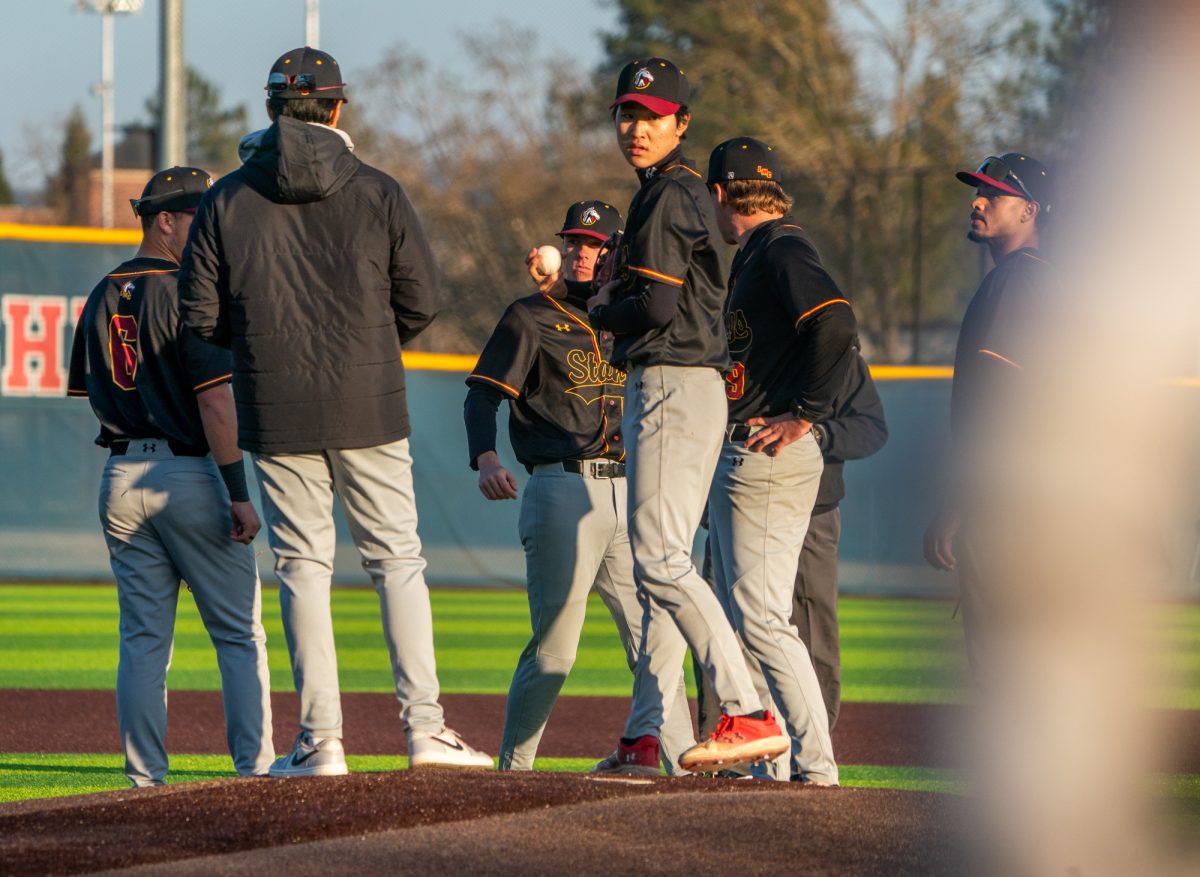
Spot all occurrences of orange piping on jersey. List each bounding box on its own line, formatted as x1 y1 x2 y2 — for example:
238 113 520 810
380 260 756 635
661 164 703 179
779 224 805 231
193 374 233 392
629 266 685 286
468 373 521 397
540 292 602 358
67 389 90 397
107 268 177 278
1019 252 1048 265
978 349 1022 369
794 298 850 327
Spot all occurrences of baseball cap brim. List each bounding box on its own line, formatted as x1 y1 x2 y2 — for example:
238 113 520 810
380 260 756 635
610 93 682 116
557 227 610 242
956 171 1029 200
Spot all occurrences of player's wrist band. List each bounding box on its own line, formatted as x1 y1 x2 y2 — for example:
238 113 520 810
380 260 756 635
218 460 251 503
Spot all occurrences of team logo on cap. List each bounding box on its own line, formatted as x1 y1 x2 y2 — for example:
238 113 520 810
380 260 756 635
581 206 600 226
757 165 773 179
633 68 654 89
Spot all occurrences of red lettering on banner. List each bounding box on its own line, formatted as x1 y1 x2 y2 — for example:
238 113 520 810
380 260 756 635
2 295 68 397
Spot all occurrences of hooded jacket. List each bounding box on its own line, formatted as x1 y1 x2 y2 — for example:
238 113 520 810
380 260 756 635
178 115 440 454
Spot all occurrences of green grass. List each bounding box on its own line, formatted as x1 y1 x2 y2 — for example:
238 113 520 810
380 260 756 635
0 752 966 802
1 585 968 701
3 585 1199 706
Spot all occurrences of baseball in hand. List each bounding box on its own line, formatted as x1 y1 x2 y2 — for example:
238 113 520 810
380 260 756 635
535 245 562 276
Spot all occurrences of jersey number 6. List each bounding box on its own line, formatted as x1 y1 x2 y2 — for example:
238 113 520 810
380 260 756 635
108 314 139 391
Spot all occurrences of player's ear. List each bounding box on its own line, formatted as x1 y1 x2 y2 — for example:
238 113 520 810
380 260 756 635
711 183 728 207
156 211 173 236
675 111 691 139
1023 200 1040 224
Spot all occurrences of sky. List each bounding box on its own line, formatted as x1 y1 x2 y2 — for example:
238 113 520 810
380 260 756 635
2 0 620 192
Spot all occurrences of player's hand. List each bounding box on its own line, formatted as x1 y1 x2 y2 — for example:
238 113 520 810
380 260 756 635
586 279 618 312
923 507 961 571
525 248 565 297
477 452 519 501
744 413 812 456
229 500 261 544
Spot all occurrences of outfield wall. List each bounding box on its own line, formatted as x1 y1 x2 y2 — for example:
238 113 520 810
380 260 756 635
2 225 1193 597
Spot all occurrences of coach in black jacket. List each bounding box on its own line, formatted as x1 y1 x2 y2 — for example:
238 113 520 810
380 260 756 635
178 47 492 777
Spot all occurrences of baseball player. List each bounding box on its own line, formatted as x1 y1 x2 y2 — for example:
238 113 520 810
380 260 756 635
67 167 273 787
464 200 694 774
923 153 1052 678
695 346 887 759
178 47 491 776
586 59 789 773
703 137 857 785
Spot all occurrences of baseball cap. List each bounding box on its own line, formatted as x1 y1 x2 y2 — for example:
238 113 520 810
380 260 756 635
707 137 782 185
266 47 349 102
957 153 1051 211
611 57 689 116
130 167 212 217
557 200 623 243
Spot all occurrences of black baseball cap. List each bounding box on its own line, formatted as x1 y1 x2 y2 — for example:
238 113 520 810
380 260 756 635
707 137 782 185
611 57 689 116
130 167 212 217
557 200 623 243
266 47 349 102
957 153 1051 211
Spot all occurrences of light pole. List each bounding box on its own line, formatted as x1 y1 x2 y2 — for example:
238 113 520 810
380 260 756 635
78 0 144 228
306 0 319 47
159 0 186 169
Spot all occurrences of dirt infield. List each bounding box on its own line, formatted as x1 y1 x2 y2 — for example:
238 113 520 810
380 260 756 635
2 772 967 876
5 689 1200 772
3 688 962 766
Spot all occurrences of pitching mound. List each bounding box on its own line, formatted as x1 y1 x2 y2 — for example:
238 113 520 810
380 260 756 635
3 771 963 876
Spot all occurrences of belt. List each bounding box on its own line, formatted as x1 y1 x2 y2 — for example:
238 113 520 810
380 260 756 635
562 459 626 479
109 438 207 458
726 423 752 443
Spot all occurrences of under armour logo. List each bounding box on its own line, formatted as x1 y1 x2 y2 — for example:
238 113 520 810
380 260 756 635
142 442 156 453
555 323 571 332
731 456 745 467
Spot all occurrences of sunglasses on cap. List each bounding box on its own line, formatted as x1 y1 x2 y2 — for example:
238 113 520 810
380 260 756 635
266 72 342 94
973 155 1034 201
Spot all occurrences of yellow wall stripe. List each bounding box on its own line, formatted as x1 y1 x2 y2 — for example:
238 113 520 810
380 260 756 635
0 223 142 245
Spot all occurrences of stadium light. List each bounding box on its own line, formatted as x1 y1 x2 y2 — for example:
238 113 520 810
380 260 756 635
76 1 145 228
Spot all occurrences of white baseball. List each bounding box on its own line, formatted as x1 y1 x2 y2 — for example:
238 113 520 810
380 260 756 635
536 245 562 276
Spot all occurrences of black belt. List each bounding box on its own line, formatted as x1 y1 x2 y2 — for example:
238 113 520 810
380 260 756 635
109 438 207 458
726 423 752 443
562 459 626 479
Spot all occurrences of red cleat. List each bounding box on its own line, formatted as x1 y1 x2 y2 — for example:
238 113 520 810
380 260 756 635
591 735 661 777
678 712 790 772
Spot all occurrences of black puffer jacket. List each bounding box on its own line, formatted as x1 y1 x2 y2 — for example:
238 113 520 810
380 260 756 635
178 115 440 453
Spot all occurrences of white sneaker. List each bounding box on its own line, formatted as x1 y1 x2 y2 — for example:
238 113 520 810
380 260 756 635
408 726 493 770
268 733 349 777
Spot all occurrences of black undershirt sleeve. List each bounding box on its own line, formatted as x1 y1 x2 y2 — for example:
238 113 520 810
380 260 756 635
819 354 888 462
592 280 679 333
464 383 506 470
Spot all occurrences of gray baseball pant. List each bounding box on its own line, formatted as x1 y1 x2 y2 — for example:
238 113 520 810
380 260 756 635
791 508 843 729
697 506 845 735
708 433 838 784
621 365 763 741
252 437 444 740
499 463 694 773
100 443 273 787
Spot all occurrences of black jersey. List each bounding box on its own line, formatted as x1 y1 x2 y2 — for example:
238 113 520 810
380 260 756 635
466 283 626 468
595 148 729 371
950 247 1048 449
723 219 857 423
68 256 232 450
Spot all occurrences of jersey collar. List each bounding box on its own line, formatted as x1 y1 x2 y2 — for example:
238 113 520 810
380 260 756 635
637 145 686 186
